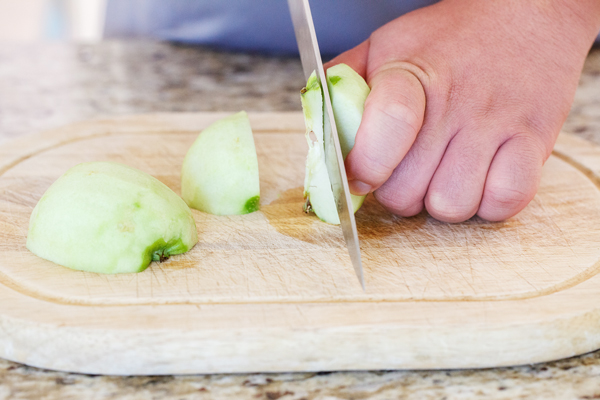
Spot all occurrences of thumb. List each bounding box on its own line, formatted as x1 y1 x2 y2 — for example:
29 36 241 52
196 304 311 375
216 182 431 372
324 40 370 79
346 63 426 195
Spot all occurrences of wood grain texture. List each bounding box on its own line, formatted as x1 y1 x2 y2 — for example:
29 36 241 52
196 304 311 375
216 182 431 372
0 112 599 374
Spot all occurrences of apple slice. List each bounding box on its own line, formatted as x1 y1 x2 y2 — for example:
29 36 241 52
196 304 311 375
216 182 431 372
301 64 371 224
26 162 198 274
181 111 260 216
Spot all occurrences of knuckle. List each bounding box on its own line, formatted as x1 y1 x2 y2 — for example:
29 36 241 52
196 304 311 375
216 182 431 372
482 184 531 213
374 183 424 217
511 131 552 161
372 100 422 139
425 190 478 223
517 116 561 158
477 134 543 221
353 100 422 186
352 150 396 187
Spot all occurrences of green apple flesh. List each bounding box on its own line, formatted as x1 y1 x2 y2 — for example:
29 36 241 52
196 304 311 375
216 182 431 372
26 162 198 274
327 63 371 160
181 111 260 216
301 64 371 224
302 72 339 223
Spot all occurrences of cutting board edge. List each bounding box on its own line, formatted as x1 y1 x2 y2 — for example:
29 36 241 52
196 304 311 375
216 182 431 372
0 282 599 375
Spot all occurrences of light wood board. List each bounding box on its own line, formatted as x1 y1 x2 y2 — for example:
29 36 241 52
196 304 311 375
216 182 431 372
0 112 599 374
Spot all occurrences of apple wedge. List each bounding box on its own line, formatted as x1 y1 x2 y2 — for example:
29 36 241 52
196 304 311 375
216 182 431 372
26 162 198 274
181 111 260 216
301 63 371 224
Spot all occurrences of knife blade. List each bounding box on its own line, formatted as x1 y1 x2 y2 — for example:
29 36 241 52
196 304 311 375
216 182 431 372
288 0 365 290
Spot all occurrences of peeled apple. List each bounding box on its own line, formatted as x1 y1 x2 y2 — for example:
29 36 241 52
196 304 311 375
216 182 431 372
301 63 370 224
181 111 260 216
27 162 198 274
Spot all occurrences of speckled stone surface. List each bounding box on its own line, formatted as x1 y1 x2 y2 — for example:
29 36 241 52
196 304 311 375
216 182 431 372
0 41 305 143
0 41 600 399
564 49 600 145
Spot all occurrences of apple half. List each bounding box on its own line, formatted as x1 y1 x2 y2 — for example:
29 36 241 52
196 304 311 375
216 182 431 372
181 111 260 216
26 162 198 274
301 63 371 224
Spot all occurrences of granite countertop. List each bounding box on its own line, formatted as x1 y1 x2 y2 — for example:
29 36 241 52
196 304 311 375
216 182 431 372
1 41 600 399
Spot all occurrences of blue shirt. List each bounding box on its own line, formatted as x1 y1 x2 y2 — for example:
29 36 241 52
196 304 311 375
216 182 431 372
104 0 439 55
104 1 600 55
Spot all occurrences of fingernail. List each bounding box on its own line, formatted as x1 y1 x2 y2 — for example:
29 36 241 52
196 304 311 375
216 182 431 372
349 180 372 196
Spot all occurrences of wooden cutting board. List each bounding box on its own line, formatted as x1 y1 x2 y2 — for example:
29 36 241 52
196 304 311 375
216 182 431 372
1 112 600 375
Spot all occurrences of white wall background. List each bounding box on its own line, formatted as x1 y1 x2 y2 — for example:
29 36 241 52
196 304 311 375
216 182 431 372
0 0 107 42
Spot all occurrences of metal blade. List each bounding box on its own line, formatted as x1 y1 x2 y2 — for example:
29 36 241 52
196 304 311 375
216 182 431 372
288 0 365 290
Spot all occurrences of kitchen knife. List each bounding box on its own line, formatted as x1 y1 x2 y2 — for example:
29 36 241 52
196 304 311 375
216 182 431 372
288 0 365 290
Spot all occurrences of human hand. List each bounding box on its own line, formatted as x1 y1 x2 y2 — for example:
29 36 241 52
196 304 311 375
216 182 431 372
326 0 600 222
